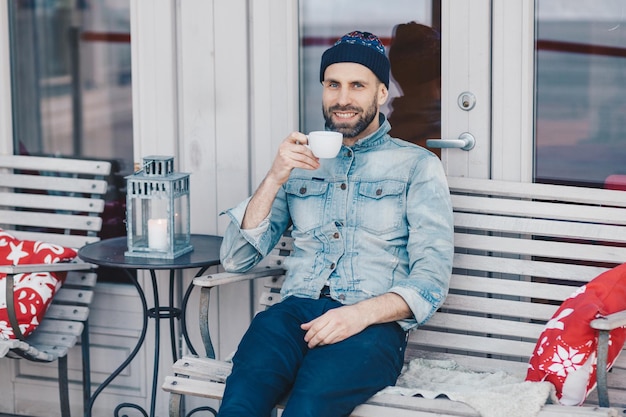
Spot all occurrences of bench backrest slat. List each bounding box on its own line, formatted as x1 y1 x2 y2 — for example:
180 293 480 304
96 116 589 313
450 274 575 300
0 192 105 213
455 212 626 242
413 329 537 358
453 195 626 225
447 176 626 207
442 293 558 321
0 209 103 232
0 154 111 176
453 253 608 283
455 233 626 264
426 312 544 340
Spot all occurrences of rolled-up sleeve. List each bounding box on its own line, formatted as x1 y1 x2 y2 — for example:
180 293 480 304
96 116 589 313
388 155 454 330
219 189 291 273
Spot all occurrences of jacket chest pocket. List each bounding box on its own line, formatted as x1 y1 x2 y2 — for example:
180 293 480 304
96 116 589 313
356 180 406 235
285 179 329 232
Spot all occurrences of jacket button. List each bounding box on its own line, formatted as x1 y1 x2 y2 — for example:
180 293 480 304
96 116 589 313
340 183 347 190
299 187 307 194
330 263 336 269
347 151 353 157
338 294 346 300
376 188 382 196
333 232 340 239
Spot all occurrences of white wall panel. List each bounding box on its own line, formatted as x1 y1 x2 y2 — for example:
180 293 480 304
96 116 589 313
212 0 253 362
130 0 178 160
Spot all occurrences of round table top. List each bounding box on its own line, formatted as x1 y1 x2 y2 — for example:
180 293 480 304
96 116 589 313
77 234 223 270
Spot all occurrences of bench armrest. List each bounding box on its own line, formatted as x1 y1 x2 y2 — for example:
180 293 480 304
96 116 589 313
192 266 286 288
590 311 626 331
0 260 95 274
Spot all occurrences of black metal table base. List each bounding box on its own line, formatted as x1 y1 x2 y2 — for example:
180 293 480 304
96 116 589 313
87 267 212 417
78 234 222 417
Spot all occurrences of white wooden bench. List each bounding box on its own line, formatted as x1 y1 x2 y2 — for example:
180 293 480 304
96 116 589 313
163 177 626 417
0 154 111 417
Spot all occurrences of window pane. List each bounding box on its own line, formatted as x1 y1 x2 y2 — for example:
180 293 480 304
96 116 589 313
299 0 441 154
535 0 626 189
8 0 133 282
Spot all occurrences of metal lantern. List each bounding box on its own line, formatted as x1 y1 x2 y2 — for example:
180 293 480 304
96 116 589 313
125 156 193 259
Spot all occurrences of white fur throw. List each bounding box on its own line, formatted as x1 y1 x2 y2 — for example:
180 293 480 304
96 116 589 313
377 358 554 417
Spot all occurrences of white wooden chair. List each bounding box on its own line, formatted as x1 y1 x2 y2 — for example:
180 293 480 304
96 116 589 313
0 155 111 417
164 177 626 417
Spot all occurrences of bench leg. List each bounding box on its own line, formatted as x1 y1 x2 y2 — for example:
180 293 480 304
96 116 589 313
596 329 610 407
81 321 92 417
58 355 71 417
199 287 216 359
169 392 183 417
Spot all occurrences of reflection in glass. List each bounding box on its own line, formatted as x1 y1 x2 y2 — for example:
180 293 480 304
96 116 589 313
9 0 132 166
535 0 626 189
387 22 441 156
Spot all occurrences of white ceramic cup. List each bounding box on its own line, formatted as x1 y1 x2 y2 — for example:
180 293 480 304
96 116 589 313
306 131 343 158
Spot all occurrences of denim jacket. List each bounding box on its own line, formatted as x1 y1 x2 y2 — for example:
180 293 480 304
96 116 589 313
220 115 454 330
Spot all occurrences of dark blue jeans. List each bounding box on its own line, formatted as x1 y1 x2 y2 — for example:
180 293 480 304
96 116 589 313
216 296 407 417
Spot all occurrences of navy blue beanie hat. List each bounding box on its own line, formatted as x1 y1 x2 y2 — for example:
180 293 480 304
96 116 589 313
320 31 390 88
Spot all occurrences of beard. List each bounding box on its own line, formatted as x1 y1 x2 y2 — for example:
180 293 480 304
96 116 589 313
323 95 378 138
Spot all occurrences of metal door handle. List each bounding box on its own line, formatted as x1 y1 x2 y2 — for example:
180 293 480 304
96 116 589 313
426 132 475 151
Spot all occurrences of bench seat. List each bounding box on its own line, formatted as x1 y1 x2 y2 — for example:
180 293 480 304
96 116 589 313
164 357 619 417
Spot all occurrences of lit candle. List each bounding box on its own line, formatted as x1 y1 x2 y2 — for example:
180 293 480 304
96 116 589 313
148 218 168 250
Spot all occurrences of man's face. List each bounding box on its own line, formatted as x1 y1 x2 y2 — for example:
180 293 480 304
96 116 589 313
322 62 388 144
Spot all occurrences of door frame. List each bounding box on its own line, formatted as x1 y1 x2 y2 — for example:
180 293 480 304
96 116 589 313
0 3 12 155
490 0 535 182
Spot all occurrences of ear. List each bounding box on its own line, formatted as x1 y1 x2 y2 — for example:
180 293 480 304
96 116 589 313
377 83 389 106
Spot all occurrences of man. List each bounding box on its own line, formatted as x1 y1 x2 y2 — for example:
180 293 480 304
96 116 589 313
218 31 454 417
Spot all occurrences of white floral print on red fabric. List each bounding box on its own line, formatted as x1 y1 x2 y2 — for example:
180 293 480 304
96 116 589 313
526 263 626 405
0 230 77 340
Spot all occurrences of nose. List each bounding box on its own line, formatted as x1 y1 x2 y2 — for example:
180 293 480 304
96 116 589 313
335 87 351 106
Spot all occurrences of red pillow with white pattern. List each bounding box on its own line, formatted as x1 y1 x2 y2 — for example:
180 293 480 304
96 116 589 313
0 229 77 340
526 263 626 405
